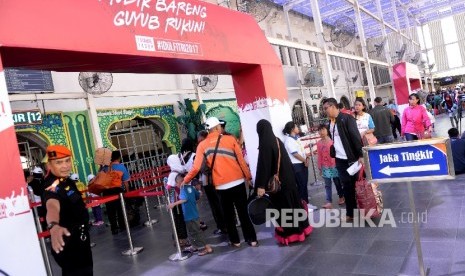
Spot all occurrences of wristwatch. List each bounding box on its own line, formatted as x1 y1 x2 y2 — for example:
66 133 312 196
47 221 59 230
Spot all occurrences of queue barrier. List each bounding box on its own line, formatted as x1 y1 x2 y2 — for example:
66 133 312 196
300 134 323 185
30 165 171 262
32 194 121 239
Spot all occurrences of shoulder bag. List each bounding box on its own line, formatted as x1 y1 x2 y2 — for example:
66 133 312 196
265 138 281 194
204 135 222 186
88 166 114 195
329 123 336 158
88 164 124 194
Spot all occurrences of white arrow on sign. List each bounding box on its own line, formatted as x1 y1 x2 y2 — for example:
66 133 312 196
379 164 440 176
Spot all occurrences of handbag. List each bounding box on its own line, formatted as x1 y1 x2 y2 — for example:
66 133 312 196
419 130 432 139
204 135 222 186
355 166 382 218
265 138 281 194
248 195 273 225
363 133 378 146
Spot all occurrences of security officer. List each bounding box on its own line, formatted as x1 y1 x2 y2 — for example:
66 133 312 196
44 145 93 276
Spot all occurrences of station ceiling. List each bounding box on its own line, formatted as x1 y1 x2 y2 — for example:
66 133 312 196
270 0 465 38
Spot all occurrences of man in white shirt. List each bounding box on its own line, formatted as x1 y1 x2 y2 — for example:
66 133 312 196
323 98 364 222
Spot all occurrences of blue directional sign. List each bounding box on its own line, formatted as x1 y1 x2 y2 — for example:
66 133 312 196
364 138 454 183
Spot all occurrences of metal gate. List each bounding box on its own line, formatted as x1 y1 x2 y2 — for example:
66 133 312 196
109 119 170 178
18 141 43 171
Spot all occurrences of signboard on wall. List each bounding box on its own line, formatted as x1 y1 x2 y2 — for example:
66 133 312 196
355 90 365 98
5 68 54 93
12 110 43 126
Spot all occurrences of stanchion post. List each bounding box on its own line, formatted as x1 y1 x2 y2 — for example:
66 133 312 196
165 188 192 261
119 193 143 256
308 141 320 186
140 179 159 226
407 182 429 276
28 186 54 276
157 171 163 208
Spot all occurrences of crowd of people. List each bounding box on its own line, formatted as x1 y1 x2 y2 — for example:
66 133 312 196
25 86 465 275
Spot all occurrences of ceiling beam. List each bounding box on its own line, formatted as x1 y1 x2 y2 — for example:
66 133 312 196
342 0 420 45
414 2 465 19
404 0 458 10
283 0 308 10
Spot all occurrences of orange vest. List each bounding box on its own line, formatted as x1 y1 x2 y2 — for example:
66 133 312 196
184 132 251 187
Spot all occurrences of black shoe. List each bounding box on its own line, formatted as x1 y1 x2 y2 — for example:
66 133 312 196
111 229 119 235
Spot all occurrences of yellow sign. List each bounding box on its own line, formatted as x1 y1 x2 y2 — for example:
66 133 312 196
355 90 365 98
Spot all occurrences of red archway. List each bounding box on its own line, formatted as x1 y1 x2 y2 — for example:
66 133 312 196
0 1 291 273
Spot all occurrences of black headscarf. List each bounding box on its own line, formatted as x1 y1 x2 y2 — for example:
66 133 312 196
255 119 299 194
257 119 277 149
255 119 279 189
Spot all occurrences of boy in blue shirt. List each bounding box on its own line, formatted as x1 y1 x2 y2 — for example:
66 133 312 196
168 173 213 256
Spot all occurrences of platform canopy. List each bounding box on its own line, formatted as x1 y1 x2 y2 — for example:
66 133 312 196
270 0 465 38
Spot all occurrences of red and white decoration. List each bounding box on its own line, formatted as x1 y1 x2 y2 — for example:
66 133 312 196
0 70 47 275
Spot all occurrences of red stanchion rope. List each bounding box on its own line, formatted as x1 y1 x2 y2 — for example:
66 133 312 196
85 194 120 208
123 183 164 198
38 230 50 239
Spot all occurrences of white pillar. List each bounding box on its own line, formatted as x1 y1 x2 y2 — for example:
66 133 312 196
284 5 310 131
391 0 401 31
353 0 377 102
192 75 206 122
86 94 103 148
420 25 433 93
375 0 397 101
309 0 336 98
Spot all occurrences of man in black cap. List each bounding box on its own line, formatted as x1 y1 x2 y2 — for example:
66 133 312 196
44 145 93 275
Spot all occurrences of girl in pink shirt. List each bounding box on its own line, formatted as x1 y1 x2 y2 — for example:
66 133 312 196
317 125 344 209
401 93 432 141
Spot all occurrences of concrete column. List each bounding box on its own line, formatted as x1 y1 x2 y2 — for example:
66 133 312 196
284 5 310 130
309 0 336 98
420 25 434 93
354 0 377 102
192 75 206 122
375 0 397 100
86 93 103 148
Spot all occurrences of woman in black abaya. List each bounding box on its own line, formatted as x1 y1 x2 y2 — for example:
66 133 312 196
255 119 313 245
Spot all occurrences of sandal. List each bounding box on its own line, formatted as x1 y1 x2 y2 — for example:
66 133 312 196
229 242 241 248
184 246 198 252
198 246 213 256
248 241 259 247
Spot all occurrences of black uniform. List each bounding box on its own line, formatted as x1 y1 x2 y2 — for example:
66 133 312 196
44 175 93 276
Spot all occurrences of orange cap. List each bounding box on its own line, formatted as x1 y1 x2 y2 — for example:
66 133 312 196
46 145 72 160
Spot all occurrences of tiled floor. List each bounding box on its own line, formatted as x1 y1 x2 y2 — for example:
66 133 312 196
45 114 465 276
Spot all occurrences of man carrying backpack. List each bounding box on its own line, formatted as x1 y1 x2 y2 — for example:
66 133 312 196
101 151 130 235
